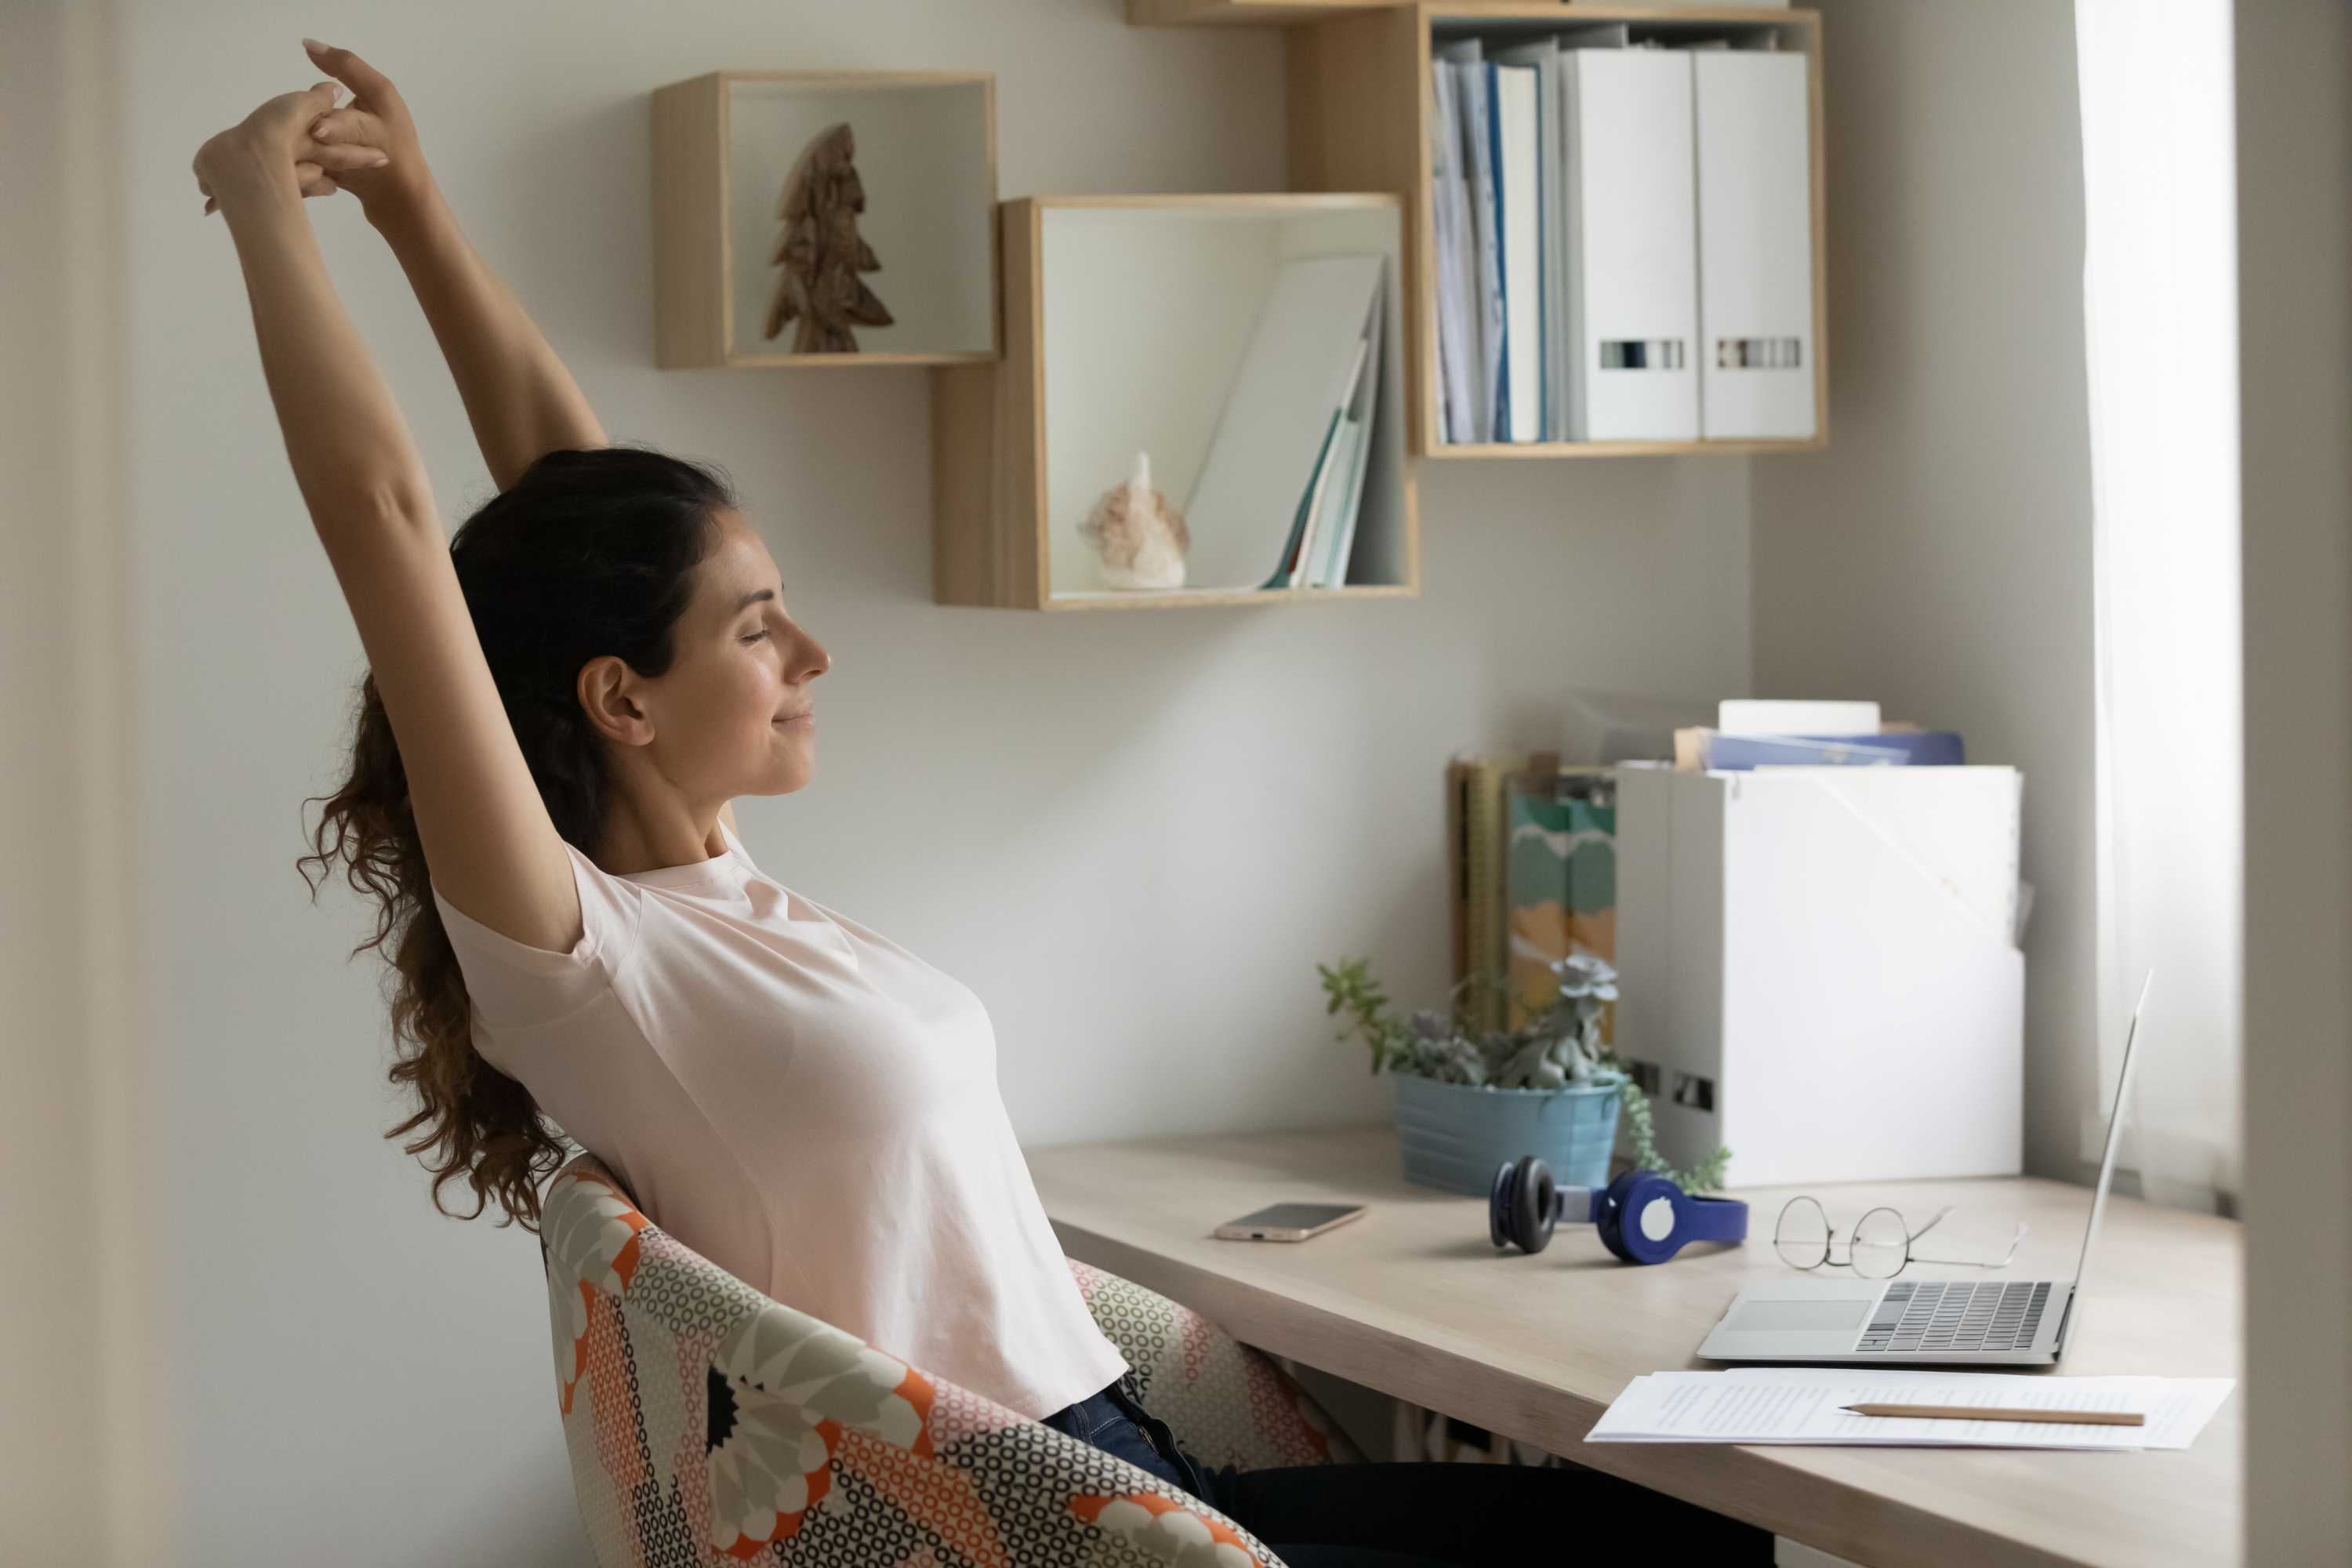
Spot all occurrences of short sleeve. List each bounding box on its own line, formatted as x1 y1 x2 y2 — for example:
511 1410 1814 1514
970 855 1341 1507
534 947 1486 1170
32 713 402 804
433 844 642 1032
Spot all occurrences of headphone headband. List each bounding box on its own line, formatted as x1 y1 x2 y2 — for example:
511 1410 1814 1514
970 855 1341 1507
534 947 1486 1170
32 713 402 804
1680 1194 1750 1244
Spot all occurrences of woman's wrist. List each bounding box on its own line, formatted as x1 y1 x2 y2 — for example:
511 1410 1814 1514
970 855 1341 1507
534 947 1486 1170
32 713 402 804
197 131 303 214
358 165 444 241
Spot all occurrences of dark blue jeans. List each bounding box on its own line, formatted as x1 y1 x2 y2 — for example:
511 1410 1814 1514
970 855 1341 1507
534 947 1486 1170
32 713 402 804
1040 1381 1772 1568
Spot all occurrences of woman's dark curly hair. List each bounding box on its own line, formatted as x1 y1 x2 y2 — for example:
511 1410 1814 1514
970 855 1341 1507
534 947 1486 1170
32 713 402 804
301 447 735 1228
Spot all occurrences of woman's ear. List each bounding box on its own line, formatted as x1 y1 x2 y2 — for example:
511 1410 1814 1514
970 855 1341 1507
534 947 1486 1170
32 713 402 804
576 655 655 746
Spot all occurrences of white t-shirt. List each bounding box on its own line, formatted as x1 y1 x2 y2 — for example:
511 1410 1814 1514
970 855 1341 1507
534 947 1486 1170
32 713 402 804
433 828 1127 1420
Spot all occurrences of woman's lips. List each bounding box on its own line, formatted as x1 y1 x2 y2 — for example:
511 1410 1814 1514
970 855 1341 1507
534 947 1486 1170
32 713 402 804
774 710 814 728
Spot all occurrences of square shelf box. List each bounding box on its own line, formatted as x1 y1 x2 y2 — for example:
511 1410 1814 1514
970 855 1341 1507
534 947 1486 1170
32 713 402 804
1133 0 1802 24
1128 0 1378 22
1286 4 1828 458
652 72 997 368
933 194 1418 612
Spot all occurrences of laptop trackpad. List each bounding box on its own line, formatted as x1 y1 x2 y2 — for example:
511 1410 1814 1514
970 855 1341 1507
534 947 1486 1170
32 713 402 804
1724 1299 1872 1333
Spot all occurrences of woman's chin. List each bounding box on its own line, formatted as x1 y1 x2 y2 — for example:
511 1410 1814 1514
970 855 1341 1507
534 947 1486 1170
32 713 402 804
742 759 814 797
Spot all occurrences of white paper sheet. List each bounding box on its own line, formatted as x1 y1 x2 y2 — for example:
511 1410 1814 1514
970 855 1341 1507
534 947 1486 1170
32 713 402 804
1587 1369 2234 1450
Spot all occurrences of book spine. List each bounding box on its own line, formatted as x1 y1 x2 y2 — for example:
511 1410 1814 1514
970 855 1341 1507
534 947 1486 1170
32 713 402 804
1454 755 1519 1031
1448 760 1473 998
1486 63 1512 443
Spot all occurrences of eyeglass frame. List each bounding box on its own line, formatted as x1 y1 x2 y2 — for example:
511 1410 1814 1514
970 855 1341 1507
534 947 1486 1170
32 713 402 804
1772 1195 2027 1279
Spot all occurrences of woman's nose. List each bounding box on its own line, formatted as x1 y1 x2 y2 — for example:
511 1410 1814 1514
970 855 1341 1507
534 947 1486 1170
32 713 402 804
794 628 830 679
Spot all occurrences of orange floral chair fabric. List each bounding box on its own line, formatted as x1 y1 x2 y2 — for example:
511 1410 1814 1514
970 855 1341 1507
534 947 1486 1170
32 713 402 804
541 1154 1360 1567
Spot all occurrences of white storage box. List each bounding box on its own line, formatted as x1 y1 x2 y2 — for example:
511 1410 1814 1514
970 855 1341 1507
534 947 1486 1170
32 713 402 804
1614 763 2025 1187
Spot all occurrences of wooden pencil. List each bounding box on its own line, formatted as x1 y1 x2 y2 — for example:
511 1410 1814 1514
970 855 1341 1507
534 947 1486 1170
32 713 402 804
1840 1403 2145 1427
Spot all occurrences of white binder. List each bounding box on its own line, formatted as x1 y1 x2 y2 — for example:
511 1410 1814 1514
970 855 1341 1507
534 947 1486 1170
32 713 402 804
1492 62 1544 443
1615 764 2025 1187
1563 50 1700 441
1694 52 1817 439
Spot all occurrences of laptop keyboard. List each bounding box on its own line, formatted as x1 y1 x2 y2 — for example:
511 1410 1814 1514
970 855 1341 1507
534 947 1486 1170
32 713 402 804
1855 1279 2053 1354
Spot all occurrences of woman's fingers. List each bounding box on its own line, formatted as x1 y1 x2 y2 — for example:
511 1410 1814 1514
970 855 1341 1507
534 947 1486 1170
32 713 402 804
302 40 402 113
307 142 391 173
307 106 372 146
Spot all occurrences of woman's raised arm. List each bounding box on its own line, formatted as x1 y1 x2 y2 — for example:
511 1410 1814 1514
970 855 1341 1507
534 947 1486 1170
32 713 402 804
196 80 582 952
298 41 605 491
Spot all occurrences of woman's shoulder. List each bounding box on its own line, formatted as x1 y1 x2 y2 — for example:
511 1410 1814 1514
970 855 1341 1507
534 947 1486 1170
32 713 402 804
433 842 647 1029
449 840 645 961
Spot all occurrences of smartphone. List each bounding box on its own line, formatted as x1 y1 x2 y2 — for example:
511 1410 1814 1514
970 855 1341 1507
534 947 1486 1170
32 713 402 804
1214 1202 1368 1241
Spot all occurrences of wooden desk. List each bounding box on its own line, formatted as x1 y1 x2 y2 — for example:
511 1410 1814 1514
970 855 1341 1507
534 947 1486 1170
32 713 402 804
1029 1125 2241 1568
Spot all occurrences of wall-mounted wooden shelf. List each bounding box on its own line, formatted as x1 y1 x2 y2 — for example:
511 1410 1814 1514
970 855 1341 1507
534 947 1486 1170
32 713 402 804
1214 3 1830 459
932 194 1418 611
1129 0 1373 23
651 71 997 368
1131 0 1806 31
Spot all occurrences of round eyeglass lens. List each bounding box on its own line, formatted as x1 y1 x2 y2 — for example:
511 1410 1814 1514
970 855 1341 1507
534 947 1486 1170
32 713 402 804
1852 1207 1911 1279
1775 1196 1831 1269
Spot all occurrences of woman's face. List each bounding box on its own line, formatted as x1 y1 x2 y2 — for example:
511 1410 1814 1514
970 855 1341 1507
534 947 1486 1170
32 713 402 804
632 509 829 803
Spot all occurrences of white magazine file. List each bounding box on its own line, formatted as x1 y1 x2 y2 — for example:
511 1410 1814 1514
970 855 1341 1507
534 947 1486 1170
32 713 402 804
1616 763 2025 1186
1564 49 1700 441
1694 52 1817 439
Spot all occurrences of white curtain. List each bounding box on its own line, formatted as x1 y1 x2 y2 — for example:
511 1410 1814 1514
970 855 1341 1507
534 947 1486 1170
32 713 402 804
2075 0 2242 1212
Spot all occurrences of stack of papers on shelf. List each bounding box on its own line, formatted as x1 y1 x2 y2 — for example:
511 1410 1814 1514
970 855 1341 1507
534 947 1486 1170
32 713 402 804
1679 699 1968 770
1587 1370 2235 1450
1719 699 1883 735
1432 40 1506 443
1185 255 1385 592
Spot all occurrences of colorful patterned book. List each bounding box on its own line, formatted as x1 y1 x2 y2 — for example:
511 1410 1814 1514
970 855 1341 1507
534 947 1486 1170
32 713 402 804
1506 767 1617 1029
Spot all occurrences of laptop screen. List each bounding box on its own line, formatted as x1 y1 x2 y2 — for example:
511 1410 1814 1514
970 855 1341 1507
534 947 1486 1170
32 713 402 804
2061 971 2154 1347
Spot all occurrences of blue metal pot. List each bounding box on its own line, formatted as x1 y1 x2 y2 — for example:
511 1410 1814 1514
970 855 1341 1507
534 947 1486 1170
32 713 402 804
1391 1072 1622 1196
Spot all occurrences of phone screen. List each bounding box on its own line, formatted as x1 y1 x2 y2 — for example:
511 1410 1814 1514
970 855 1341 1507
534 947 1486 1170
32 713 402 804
1226 1203 1363 1230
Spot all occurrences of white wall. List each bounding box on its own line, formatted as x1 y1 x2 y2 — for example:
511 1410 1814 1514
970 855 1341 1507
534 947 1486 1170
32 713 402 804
0 2 169 1562
1748 0 2101 1183
119 1 1751 1559
2235 2 2352 1556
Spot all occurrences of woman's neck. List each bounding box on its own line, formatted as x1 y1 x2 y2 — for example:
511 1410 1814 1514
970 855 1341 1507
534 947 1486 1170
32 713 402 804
591 794 724 876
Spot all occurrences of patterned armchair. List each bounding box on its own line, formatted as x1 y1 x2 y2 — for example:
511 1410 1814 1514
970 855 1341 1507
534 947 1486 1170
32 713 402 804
541 1155 1362 1567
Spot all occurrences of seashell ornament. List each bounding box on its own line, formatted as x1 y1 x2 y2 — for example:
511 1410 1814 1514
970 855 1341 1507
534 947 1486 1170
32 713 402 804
1078 452 1189 591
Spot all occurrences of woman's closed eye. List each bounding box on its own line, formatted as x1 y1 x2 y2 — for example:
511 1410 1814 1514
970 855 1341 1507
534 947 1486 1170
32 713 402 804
739 626 771 644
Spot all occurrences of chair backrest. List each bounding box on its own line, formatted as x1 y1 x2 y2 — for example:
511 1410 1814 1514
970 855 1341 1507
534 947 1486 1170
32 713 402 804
539 1154 1288 1567
1065 1261 1363 1472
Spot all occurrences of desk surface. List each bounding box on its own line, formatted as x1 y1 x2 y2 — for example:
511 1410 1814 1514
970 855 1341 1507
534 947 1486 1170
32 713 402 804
1029 1124 2241 1568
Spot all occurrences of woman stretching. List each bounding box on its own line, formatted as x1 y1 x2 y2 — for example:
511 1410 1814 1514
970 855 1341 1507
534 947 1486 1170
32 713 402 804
194 42 1766 1567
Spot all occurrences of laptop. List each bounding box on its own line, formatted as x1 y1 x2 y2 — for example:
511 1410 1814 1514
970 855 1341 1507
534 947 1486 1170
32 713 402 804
1697 972 2151 1367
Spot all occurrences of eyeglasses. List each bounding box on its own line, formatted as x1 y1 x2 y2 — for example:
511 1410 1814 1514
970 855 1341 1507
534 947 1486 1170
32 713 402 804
1773 1196 2027 1279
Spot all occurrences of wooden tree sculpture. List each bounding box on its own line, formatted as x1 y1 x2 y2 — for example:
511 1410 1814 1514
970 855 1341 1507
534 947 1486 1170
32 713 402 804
764 122 894 353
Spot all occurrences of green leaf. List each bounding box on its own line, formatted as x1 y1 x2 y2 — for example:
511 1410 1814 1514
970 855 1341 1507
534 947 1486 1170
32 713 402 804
1604 1070 1734 1193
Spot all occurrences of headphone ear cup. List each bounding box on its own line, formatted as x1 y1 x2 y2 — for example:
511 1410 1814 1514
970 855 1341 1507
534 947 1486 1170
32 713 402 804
1617 1172 1689 1265
1593 1169 1642 1262
1487 1161 1514 1250
1530 1160 1558 1253
1510 1155 1555 1254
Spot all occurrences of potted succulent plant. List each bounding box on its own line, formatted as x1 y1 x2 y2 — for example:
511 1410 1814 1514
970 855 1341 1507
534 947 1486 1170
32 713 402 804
1318 953 1730 1196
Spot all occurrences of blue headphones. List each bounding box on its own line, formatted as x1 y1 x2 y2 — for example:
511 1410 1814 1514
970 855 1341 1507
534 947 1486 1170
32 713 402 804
1488 1155 1749 1265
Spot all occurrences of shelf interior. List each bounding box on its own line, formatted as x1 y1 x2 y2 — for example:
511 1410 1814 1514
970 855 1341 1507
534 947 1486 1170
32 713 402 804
1044 583 1416 610
1427 13 1809 51
723 78 993 361
1038 203 1410 597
